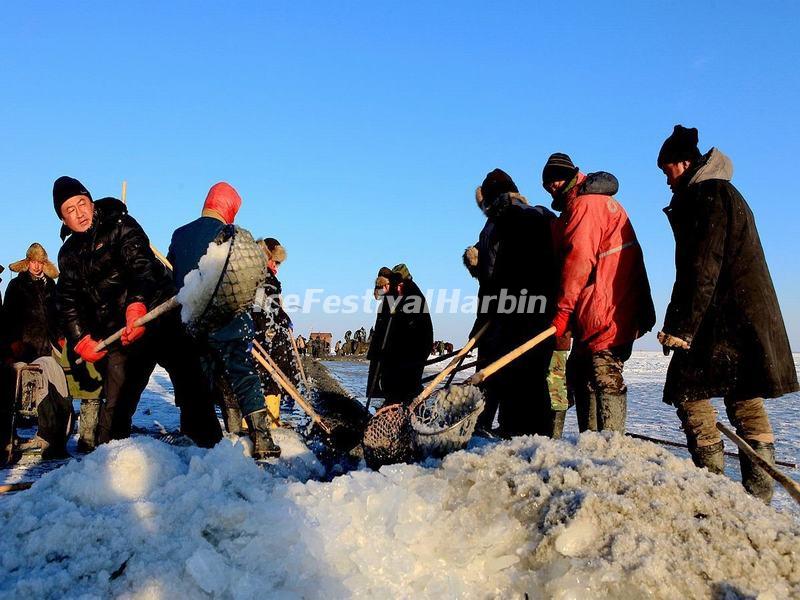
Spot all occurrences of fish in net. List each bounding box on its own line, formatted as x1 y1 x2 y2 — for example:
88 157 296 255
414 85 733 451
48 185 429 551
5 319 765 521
362 404 417 470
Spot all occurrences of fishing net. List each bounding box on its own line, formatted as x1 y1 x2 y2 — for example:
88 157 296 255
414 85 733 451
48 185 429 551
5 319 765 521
191 225 268 334
362 404 416 470
411 385 485 457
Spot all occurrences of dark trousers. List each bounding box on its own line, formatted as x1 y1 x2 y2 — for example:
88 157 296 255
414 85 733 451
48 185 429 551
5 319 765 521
206 337 265 417
567 342 632 432
95 313 222 447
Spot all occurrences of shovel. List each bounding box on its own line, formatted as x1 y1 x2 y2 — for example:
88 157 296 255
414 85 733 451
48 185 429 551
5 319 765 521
75 296 180 363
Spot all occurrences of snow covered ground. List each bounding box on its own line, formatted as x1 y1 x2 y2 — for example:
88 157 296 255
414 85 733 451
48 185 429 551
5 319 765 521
325 351 800 516
1 352 799 599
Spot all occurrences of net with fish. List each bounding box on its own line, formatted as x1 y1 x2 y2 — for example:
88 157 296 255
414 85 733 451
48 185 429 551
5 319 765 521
362 403 417 470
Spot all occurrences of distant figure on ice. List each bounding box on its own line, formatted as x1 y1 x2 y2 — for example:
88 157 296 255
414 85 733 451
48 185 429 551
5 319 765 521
296 335 306 356
656 125 799 503
1 243 73 458
54 177 221 449
367 264 433 407
463 169 564 437
543 154 655 434
252 237 297 428
335 340 342 356
168 182 280 459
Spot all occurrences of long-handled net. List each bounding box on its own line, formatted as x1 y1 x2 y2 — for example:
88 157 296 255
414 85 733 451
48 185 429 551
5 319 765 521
362 325 555 469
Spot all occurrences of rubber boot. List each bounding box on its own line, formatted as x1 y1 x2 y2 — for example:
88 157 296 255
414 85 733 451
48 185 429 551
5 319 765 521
265 395 281 429
598 391 627 433
224 407 243 435
739 441 775 504
689 440 725 475
550 410 566 439
245 409 281 460
77 399 101 453
575 390 598 432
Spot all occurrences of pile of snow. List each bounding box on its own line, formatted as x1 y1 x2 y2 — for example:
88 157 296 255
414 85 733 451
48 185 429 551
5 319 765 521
2 433 799 599
177 239 231 324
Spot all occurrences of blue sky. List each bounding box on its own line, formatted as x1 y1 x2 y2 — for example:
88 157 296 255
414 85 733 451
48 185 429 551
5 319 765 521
2 1 798 349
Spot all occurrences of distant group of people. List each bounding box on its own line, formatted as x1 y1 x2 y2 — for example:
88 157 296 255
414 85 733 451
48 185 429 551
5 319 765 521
0 125 796 503
364 125 798 504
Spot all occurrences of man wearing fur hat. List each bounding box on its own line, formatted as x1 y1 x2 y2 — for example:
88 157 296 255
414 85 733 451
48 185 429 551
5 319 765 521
367 264 433 407
252 237 297 429
543 154 655 434
1 243 74 458
657 125 798 503
54 176 221 450
463 168 564 437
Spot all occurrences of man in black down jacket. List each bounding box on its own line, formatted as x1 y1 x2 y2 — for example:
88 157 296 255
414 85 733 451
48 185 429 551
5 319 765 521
54 176 221 448
463 169 562 437
657 126 799 503
368 264 434 407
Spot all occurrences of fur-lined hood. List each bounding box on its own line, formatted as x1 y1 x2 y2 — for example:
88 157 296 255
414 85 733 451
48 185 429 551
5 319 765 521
9 243 59 279
257 238 287 263
475 188 529 218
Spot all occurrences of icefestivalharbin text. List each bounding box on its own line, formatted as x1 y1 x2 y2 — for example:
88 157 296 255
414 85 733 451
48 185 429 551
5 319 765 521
270 287 549 315
2 433 798 598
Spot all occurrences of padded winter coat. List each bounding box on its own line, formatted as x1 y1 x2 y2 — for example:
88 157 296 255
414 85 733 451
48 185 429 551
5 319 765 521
553 173 655 352
57 198 175 343
1 271 60 362
367 279 434 403
662 149 798 404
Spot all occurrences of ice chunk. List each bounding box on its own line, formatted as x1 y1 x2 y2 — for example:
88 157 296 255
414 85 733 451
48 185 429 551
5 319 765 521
177 239 232 324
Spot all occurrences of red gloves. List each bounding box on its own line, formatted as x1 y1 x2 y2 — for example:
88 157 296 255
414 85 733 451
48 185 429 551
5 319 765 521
10 341 25 359
75 335 108 363
121 302 148 346
552 310 571 338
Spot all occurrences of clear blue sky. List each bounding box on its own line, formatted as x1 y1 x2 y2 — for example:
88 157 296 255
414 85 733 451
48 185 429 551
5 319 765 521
2 1 798 350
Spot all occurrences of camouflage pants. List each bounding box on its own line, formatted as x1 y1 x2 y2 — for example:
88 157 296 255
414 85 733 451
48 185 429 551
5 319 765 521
567 343 632 432
547 350 569 411
676 397 774 449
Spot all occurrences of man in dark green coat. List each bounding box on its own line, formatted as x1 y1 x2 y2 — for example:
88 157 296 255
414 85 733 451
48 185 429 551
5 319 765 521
657 125 798 503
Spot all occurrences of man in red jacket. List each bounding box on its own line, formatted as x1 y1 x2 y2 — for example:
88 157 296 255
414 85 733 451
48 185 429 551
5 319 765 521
543 153 655 433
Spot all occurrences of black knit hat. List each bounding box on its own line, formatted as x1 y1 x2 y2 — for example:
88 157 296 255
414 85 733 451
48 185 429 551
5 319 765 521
542 153 579 186
480 168 518 204
657 125 702 168
53 176 91 218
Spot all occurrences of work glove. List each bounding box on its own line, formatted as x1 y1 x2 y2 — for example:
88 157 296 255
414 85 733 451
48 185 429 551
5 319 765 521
10 340 25 360
657 331 691 356
75 335 108 363
121 302 148 346
551 309 571 338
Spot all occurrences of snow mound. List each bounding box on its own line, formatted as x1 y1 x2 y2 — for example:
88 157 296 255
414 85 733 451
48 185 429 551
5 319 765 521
177 239 231 324
2 434 799 599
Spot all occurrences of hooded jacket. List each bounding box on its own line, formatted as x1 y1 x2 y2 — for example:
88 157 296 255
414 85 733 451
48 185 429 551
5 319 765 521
552 173 655 352
57 198 174 342
662 148 798 403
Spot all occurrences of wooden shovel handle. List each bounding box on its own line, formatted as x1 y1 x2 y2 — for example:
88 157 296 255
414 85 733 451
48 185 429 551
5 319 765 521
252 340 332 434
288 330 309 387
717 422 800 505
467 326 556 385
76 296 181 364
410 321 490 411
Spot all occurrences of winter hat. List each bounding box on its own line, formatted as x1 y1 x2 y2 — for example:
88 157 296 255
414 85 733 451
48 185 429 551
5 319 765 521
391 263 412 282
9 243 59 279
657 125 702 168
53 176 91 218
202 182 242 224
542 153 579 186
477 168 518 207
258 237 287 263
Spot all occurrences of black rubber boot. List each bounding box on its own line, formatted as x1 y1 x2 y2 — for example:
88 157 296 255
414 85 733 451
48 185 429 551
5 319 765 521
245 409 281 459
576 390 598 432
77 399 101 453
598 391 627 433
739 441 775 504
550 410 566 439
224 407 243 435
689 440 725 475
